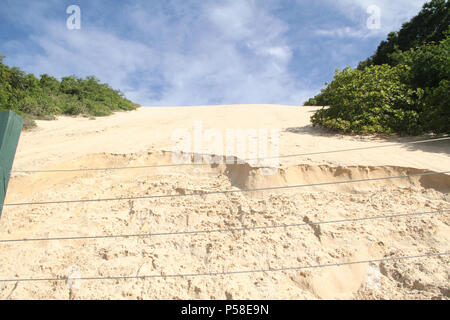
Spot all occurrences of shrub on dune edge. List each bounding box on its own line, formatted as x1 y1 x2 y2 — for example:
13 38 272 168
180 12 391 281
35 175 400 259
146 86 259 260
0 55 140 129
310 65 424 135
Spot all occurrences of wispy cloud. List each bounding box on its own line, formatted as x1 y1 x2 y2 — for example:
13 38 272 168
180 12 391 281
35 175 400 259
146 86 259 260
319 0 428 37
0 0 430 106
3 0 315 105
315 27 380 39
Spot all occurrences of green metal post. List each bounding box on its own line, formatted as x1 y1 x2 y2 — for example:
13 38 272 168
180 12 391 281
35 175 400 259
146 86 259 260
0 111 24 218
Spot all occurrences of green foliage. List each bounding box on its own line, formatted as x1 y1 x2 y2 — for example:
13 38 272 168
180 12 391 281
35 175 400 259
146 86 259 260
306 1 449 135
303 90 332 106
22 117 37 130
390 33 450 89
0 56 139 129
310 65 424 135
421 80 450 133
39 74 60 93
358 0 449 69
303 98 317 106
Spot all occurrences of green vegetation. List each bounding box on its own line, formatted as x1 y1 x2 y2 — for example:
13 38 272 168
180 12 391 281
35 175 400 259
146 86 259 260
358 0 449 69
306 0 449 135
0 55 139 129
310 65 424 135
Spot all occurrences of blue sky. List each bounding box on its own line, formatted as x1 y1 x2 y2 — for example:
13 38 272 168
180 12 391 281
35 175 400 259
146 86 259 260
0 0 428 106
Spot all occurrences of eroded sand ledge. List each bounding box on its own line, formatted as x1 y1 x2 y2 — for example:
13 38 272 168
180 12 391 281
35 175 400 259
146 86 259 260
0 105 449 299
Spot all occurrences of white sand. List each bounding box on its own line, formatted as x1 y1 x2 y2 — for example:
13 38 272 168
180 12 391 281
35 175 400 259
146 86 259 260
0 105 449 299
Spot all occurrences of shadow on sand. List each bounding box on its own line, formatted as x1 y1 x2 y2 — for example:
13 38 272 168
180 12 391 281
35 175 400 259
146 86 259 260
284 125 450 156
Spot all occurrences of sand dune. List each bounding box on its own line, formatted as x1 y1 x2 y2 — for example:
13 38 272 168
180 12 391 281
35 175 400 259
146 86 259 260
0 105 449 299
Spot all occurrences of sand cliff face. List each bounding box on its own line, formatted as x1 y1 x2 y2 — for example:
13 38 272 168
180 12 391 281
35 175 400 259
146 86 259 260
0 105 449 299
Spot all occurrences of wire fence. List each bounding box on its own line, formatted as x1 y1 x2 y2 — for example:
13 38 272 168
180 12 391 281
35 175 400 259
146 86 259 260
9 136 450 174
1 137 449 290
3 170 449 208
0 209 446 244
0 252 448 284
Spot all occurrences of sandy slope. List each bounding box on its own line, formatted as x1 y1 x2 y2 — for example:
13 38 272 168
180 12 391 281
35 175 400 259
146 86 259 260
0 105 449 300
10 105 450 172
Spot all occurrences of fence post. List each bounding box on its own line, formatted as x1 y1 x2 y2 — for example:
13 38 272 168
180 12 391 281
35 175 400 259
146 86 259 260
0 111 24 218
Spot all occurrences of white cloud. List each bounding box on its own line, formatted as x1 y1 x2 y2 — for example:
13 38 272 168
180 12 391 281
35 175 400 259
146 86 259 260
6 0 315 106
264 46 293 63
318 0 429 38
129 0 309 105
315 27 379 39
7 22 159 103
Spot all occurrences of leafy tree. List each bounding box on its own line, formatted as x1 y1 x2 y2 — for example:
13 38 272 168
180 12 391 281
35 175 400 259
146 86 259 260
0 59 11 107
358 0 449 69
60 75 82 95
391 32 450 89
310 65 424 135
39 74 60 93
422 80 450 133
306 1 449 135
0 53 139 128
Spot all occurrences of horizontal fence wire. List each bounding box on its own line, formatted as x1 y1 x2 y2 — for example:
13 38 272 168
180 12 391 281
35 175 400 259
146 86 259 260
3 170 449 208
9 136 450 174
248 136 450 161
1 136 448 288
0 252 447 283
0 209 447 244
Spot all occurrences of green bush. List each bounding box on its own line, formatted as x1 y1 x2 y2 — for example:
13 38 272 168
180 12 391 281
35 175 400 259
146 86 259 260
391 33 450 89
306 1 449 135
303 98 317 106
358 0 449 69
303 89 333 107
421 80 450 133
23 117 37 130
310 65 424 135
0 56 139 128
